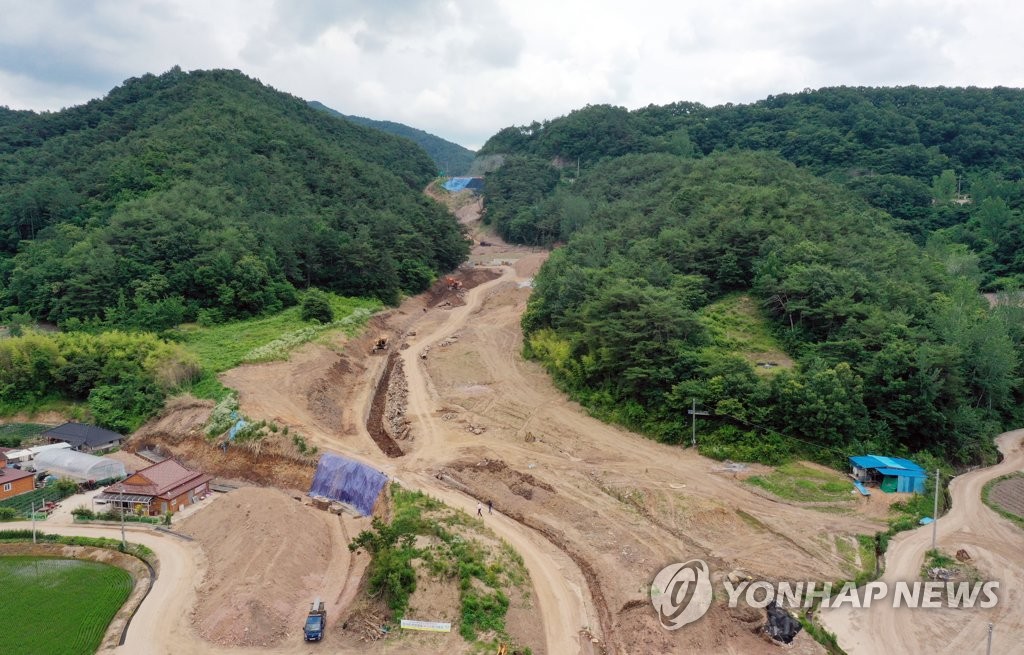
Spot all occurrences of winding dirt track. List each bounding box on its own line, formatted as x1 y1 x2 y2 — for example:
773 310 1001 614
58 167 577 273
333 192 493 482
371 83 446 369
821 430 1024 654
17 210 1024 653
393 269 594 654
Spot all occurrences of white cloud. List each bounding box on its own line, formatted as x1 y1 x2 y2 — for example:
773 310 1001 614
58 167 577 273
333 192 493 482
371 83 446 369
0 0 1022 148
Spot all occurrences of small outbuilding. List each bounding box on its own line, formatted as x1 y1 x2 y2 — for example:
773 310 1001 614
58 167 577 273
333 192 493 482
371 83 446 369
849 454 927 494
99 459 212 516
4 442 71 465
43 422 124 453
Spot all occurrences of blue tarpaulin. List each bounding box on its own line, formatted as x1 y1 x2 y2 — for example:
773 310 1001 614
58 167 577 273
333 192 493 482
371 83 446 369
228 418 247 441
308 453 388 516
442 177 484 192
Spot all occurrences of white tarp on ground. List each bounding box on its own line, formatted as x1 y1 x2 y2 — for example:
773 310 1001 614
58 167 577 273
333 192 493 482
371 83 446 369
32 448 125 482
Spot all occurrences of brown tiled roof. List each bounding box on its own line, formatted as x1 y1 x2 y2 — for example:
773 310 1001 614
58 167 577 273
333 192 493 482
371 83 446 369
0 467 34 484
106 459 209 498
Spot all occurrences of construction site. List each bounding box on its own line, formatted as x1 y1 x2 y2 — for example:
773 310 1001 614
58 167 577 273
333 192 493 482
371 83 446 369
7 195 1021 655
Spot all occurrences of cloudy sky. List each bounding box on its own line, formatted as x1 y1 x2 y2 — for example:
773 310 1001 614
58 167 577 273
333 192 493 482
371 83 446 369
1 0 1021 149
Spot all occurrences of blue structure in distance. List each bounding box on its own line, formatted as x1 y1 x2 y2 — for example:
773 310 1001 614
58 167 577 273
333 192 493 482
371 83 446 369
849 454 927 493
442 176 484 192
308 453 388 516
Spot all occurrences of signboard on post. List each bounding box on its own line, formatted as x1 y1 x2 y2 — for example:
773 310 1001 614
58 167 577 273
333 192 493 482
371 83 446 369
400 619 452 632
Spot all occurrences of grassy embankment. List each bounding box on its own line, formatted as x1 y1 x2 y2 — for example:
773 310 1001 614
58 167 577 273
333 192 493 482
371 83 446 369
172 293 380 399
697 293 794 376
350 484 532 652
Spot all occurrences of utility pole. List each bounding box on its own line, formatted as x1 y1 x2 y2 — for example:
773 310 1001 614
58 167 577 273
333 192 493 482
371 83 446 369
986 622 993 655
688 399 709 448
120 489 126 550
931 469 940 550
31 500 36 544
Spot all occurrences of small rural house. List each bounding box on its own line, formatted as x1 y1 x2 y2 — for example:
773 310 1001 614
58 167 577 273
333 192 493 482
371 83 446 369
0 450 35 500
98 459 212 516
849 454 927 493
43 422 124 453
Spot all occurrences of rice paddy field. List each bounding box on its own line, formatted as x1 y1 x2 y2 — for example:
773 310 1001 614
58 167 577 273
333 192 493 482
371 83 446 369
0 556 133 655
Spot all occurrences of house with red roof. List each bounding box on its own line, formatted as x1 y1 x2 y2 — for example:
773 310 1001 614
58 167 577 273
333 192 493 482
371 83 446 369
97 459 212 515
0 448 35 500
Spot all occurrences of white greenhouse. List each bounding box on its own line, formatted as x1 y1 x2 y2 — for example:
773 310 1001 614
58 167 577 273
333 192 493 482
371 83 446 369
32 448 126 482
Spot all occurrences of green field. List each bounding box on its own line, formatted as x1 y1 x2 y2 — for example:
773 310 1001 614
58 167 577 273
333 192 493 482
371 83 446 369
747 462 856 503
0 486 78 520
0 423 53 447
174 292 380 398
698 293 794 375
0 556 133 655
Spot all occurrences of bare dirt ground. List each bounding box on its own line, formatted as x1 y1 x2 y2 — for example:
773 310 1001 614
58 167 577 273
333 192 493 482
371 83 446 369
102 198 1024 655
104 449 153 473
988 475 1024 518
177 487 365 648
159 201 881 653
821 429 1024 655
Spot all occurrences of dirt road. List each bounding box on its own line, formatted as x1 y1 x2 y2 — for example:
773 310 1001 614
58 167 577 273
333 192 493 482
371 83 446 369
329 245 884 653
78 199 1002 654
821 429 1024 654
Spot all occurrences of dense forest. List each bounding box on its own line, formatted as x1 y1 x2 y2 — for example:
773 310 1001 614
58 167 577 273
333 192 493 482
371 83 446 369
481 87 1024 465
308 100 477 176
0 68 468 331
480 87 1024 290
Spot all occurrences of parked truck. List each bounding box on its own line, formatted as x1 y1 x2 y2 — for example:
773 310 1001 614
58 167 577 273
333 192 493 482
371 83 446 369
304 599 326 642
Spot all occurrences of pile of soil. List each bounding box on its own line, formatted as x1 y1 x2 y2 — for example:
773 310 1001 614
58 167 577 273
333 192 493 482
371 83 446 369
178 487 338 647
132 394 213 443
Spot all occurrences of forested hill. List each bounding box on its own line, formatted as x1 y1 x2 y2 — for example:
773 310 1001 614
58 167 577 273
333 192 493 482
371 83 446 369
518 152 1022 466
481 87 1024 291
0 68 468 329
479 89 1024 466
308 100 476 175
480 86 1024 179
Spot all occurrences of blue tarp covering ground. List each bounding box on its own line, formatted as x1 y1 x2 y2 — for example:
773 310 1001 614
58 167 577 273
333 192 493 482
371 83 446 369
308 453 388 516
442 177 484 192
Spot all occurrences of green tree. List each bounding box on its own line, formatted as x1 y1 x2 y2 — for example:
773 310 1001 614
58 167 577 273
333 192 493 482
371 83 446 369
300 290 334 323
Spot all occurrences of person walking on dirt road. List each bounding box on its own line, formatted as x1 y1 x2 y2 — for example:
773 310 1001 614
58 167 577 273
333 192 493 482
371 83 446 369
477 502 483 517
487 500 493 514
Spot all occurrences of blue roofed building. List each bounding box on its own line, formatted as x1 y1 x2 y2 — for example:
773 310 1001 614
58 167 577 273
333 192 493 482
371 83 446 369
849 454 927 493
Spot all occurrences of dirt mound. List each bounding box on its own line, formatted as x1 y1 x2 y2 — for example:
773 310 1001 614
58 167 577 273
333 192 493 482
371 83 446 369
424 268 501 308
178 487 340 647
444 457 555 497
132 394 213 443
133 432 315 489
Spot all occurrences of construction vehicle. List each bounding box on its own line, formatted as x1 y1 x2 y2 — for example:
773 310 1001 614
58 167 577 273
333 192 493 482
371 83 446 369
445 276 463 290
304 599 326 641
371 336 388 353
